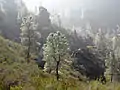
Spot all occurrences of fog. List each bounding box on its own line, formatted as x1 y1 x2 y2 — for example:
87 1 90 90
23 0 84 12
23 0 120 29
1 0 120 87
0 0 120 41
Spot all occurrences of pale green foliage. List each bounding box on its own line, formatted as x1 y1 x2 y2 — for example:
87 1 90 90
20 15 41 54
105 32 120 82
43 31 69 72
112 35 120 57
108 35 120 81
94 29 107 51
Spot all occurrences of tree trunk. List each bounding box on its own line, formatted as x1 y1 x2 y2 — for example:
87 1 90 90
26 24 31 63
112 74 120 82
26 28 31 63
56 61 60 80
56 55 60 80
27 44 30 63
111 52 115 82
111 74 113 82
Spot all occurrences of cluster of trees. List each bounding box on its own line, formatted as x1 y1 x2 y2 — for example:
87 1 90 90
86 25 120 82
1 0 120 83
17 3 95 81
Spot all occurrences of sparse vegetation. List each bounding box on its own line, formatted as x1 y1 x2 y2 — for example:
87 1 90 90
1 0 120 90
0 35 120 90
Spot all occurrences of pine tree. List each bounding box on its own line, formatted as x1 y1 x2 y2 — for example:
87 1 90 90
94 29 108 58
43 31 69 80
20 15 41 63
110 34 120 82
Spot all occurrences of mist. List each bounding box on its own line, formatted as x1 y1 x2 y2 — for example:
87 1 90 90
23 0 120 29
1 0 120 88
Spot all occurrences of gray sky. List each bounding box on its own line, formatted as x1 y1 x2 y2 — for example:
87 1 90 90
22 0 85 13
23 0 120 28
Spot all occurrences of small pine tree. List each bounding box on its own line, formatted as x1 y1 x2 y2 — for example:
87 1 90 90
110 34 120 82
43 31 69 80
94 29 108 58
20 15 41 63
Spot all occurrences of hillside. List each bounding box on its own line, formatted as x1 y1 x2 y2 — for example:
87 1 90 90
1 0 120 89
0 36 120 90
0 36 25 63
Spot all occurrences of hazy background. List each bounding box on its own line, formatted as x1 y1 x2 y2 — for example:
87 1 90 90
23 0 120 29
